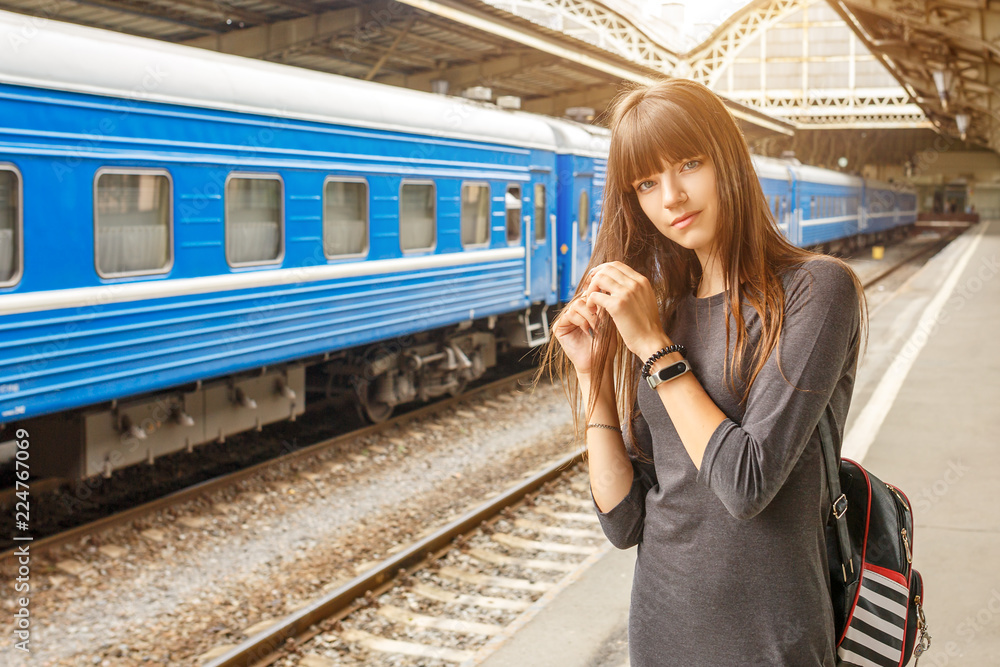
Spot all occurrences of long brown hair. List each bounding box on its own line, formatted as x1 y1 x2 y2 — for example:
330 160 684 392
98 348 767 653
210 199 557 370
533 78 868 450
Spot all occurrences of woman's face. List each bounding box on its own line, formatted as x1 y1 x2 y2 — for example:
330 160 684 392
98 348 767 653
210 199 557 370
631 156 719 255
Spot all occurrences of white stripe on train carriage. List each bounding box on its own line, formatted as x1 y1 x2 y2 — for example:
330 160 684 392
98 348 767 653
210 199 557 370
800 209 917 227
800 214 860 226
842 220 991 462
0 246 526 317
867 209 918 217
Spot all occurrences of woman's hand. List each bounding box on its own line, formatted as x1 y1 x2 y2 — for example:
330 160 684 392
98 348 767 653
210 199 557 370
551 293 605 377
584 262 670 361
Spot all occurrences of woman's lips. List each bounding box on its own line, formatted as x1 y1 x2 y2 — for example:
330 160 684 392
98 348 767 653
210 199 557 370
672 211 699 229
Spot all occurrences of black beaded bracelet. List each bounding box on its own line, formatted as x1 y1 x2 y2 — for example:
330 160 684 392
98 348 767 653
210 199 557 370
642 343 686 377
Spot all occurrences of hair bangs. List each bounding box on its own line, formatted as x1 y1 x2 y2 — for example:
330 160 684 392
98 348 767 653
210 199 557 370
609 95 708 194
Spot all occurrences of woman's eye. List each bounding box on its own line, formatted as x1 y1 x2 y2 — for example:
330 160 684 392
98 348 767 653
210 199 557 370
636 180 654 192
682 160 701 171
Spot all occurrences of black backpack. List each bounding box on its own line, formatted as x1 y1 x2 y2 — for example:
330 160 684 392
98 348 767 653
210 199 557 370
819 415 932 666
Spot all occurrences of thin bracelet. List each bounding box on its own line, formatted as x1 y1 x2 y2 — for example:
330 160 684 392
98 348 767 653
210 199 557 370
587 423 621 433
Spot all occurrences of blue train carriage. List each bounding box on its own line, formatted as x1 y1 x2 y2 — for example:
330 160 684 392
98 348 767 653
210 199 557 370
753 155 797 244
0 11 563 478
789 164 865 251
863 178 918 237
543 119 610 302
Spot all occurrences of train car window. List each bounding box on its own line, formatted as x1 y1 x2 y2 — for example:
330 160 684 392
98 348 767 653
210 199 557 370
0 168 20 284
578 190 589 240
534 184 546 241
461 182 491 247
505 184 522 243
226 175 282 265
323 178 368 257
810 195 816 216
400 181 436 251
95 170 171 276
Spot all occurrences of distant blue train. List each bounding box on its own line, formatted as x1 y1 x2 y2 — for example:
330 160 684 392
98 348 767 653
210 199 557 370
0 11 914 479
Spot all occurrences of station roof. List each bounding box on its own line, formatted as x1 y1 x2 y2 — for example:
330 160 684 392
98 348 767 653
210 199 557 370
829 0 1000 154
0 0 793 141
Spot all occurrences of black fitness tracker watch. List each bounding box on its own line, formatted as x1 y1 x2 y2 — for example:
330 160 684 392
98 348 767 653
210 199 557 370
646 359 692 389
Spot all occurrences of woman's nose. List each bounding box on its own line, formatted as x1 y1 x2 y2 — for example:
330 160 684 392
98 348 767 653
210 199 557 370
661 179 687 208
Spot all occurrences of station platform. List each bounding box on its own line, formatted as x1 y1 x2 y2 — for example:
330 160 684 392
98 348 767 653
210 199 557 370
478 220 1000 667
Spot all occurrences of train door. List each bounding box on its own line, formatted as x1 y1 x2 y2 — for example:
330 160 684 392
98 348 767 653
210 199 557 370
859 183 869 232
570 171 593 293
785 166 800 246
523 174 554 304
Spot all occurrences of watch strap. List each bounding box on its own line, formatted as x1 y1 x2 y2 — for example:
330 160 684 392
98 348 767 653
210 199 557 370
645 359 691 389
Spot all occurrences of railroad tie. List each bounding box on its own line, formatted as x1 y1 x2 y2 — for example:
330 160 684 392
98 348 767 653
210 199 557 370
552 492 594 510
410 582 531 611
512 518 601 538
340 628 473 663
467 546 577 573
491 533 597 555
531 505 600 524
377 604 503 635
437 566 550 592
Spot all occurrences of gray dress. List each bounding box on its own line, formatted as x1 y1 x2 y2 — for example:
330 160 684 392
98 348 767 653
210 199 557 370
596 259 860 666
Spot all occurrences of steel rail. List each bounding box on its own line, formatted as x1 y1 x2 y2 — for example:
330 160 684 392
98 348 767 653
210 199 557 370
206 449 584 667
860 230 960 290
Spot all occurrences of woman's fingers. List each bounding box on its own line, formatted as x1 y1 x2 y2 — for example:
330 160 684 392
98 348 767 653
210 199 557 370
589 262 649 294
586 272 629 297
569 301 598 334
554 298 598 336
604 261 646 284
585 289 615 313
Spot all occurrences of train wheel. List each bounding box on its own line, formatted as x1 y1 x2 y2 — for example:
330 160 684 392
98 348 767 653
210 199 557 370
449 377 468 398
354 378 394 423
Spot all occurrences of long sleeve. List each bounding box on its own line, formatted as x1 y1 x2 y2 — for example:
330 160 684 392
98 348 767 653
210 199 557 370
696 259 860 520
593 405 657 548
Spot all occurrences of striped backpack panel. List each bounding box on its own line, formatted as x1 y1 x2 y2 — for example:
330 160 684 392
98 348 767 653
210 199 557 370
838 564 910 667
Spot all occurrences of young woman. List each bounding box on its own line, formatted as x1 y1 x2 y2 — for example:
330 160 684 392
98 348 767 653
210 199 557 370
537 79 868 665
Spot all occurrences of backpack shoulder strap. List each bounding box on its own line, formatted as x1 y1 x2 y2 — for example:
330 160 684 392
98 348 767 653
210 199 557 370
819 411 854 581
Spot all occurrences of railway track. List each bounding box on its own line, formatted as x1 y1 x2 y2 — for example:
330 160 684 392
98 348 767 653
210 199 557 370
0 368 539 563
200 453 596 667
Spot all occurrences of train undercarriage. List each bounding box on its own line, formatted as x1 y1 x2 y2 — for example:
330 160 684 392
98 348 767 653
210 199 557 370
17 304 551 480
